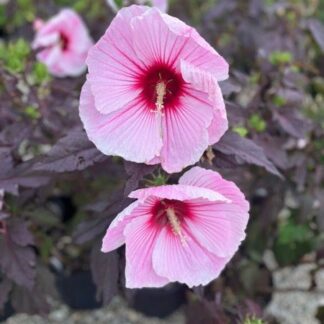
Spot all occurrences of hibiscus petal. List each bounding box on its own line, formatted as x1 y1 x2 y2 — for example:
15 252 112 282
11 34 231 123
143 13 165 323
57 51 87 77
102 201 141 253
184 199 243 257
87 6 149 114
79 81 163 163
102 196 162 254
180 60 228 144
132 8 228 80
179 167 249 211
124 216 169 288
59 10 93 53
33 9 92 77
129 184 229 203
32 32 59 49
132 8 191 67
159 93 213 173
152 226 228 287
179 167 250 242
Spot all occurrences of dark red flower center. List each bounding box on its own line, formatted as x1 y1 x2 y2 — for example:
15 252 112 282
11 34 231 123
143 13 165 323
138 63 185 111
151 199 190 244
59 32 69 51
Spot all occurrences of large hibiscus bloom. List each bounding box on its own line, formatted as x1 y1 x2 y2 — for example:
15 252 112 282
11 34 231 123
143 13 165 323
102 167 249 288
32 9 93 77
80 5 229 173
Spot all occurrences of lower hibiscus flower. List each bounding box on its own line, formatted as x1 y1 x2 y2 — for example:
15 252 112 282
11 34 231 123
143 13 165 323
102 167 250 288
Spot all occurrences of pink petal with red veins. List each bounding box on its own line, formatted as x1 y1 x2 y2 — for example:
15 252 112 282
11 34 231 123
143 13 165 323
179 167 250 248
124 216 169 288
152 226 228 287
79 81 163 164
184 199 242 258
180 60 228 144
132 8 228 79
131 8 191 67
159 92 213 173
179 167 249 211
87 6 149 115
129 184 229 203
101 201 141 253
102 196 161 254
162 14 229 80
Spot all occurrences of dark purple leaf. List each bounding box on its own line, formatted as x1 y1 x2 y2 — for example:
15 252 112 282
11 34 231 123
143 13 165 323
204 151 238 169
73 215 110 245
90 241 119 305
73 194 130 245
0 220 36 289
11 285 50 315
8 220 35 246
32 127 108 173
276 88 304 106
0 278 12 311
226 101 248 126
309 19 324 52
248 0 264 17
214 131 282 177
10 264 56 315
186 299 229 324
254 135 289 170
124 162 157 196
273 109 312 138
204 0 237 21
219 79 241 96
0 148 14 178
291 154 307 189
0 148 50 195
0 123 32 148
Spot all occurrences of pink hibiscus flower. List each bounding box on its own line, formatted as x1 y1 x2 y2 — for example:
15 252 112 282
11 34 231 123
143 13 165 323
106 0 168 13
102 167 249 288
79 5 229 173
32 9 93 77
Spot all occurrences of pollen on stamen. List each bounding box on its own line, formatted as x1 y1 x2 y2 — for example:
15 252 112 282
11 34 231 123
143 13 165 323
155 81 167 113
166 207 187 246
154 80 167 138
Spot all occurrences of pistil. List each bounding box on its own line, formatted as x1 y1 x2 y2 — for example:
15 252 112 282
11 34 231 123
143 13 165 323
154 80 166 139
166 207 186 245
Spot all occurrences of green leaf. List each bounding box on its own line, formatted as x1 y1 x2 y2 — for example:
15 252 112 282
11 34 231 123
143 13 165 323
32 63 50 85
248 114 266 132
272 95 287 107
24 106 40 120
244 317 265 324
269 51 293 65
274 219 315 266
233 125 248 137
1 39 31 73
13 38 30 58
